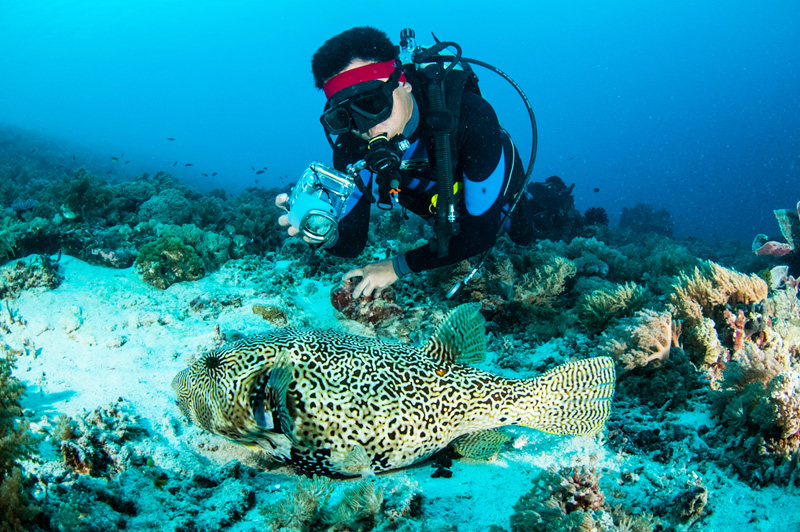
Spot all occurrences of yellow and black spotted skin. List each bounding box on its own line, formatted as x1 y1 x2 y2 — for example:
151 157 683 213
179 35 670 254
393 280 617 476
172 304 616 478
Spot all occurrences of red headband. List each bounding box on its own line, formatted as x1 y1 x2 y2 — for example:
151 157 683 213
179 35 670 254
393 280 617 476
323 59 407 99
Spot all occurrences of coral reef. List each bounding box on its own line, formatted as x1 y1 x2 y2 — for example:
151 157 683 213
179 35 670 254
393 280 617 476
618 203 674 237
0 354 39 532
0 254 61 300
707 348 800 486
668 260 769 367
597 309 675 370
330 278 404 327
264 475 422 531
507 465 660 532
134 235 204 289
53 399 148 478
524 175 584 240
578 282 650 334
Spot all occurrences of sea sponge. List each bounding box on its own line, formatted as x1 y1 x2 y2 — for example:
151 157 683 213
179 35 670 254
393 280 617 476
597 309 673 370
134 234 204 289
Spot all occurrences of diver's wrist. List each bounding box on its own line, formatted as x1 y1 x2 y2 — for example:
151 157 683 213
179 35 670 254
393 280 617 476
391 254 412 277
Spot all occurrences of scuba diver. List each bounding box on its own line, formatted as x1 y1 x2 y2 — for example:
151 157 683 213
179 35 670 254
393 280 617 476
276 26 537 298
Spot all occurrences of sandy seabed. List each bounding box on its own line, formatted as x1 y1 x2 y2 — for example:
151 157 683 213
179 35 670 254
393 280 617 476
4 255 800 531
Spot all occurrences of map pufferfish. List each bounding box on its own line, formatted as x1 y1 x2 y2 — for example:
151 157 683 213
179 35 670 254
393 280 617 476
171 303 616 478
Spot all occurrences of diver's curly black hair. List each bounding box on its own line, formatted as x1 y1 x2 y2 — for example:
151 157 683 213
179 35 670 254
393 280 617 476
311 26 398 89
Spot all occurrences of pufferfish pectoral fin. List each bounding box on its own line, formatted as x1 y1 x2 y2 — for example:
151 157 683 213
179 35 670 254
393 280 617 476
424 303 487 366
268 349 300 448
451 429 512 460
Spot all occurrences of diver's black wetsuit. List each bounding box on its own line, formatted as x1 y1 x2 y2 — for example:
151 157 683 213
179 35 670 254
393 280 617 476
325 87 528 275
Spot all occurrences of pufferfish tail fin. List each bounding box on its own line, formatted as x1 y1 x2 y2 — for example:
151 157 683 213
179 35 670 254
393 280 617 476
521 356 616 436
424 303 487 366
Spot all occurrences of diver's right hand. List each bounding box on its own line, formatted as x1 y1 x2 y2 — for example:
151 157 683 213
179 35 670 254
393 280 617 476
276 193 315 242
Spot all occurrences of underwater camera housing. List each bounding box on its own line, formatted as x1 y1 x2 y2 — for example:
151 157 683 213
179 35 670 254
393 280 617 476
287 162 362 246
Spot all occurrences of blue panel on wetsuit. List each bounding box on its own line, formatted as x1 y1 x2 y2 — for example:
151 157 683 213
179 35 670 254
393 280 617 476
464 146 506 216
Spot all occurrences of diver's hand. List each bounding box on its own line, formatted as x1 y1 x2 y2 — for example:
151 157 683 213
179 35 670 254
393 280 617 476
276 192 315 242
344 260 399 298
275 193 298 236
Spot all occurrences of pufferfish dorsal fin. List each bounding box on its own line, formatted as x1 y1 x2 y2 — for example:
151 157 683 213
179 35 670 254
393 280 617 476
424 303 486 366
269 349 301 448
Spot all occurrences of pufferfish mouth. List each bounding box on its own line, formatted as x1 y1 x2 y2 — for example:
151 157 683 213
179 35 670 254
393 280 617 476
250 371 271 429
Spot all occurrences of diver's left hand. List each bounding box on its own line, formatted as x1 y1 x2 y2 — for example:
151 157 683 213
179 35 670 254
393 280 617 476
344 260 398 299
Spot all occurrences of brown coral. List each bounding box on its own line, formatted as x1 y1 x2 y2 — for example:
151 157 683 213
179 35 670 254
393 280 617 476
669 261 768 322
330 279 404 326
510 466 605 532
669 261 768 368
598 309 673 371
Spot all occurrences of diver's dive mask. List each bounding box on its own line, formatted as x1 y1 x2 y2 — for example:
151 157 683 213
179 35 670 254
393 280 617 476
320 60 405 135
287 162 363 246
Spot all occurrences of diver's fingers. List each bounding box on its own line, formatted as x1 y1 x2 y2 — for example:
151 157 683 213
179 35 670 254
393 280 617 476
343 268 363 281
275 193 289 210
353 278 370 299
278 213 290 227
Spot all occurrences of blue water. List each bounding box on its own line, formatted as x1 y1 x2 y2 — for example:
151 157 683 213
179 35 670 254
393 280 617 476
1 0 797 242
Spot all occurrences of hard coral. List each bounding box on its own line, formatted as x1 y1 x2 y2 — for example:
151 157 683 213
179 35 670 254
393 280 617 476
330 279 404 326
510 466 605 532
56 399 147 479
0 254 61 300
510 251 577 308
134 234 204 289
137 188 194 226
